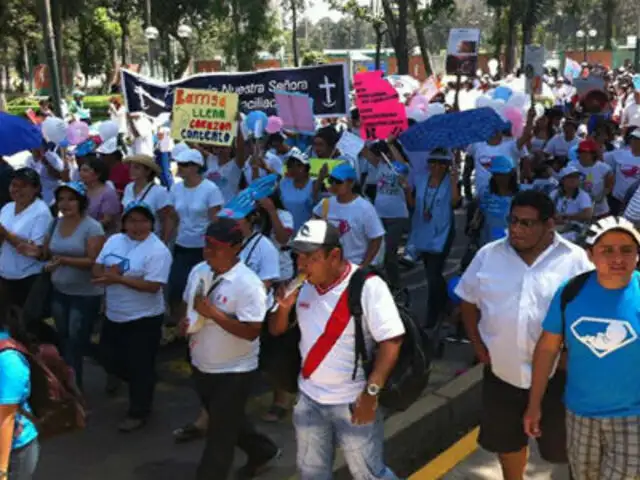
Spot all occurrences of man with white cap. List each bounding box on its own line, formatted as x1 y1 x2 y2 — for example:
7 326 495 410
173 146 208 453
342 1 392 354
271 219 404 480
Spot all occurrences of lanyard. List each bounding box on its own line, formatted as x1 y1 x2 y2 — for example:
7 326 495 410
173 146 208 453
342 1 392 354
423 175 445 216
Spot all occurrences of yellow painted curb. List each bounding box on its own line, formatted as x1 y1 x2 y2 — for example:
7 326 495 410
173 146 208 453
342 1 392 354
409 427 479 479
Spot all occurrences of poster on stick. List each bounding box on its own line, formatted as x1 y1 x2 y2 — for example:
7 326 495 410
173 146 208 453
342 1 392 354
524 45 545 95
354 71 408 141
171 88 239 146
445 28 480 75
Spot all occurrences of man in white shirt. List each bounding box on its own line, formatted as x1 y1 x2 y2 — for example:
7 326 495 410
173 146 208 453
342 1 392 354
455 190 592 480
271 219 405 479
187 218 279 480
543 118 580 158
621 91 640 134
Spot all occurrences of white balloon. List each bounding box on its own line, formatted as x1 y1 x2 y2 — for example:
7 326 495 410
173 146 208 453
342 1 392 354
41 117 67 144
534 103 545 119
507 92 528 110
425 102 446 118
98 120 119 142
488 99 507 120
488 59 499 76
476 96 491 108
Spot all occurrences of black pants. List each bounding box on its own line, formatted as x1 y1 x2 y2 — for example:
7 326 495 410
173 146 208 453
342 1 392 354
100 314 163 419
192 368 278 480
421 226 455 329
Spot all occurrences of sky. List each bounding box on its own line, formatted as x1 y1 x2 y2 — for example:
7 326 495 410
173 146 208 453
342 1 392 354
305 0 373 23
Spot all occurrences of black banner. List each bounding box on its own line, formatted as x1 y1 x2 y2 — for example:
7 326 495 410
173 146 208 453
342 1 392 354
121 64 349 118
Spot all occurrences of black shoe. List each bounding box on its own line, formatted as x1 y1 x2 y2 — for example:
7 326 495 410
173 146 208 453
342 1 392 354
236 448 281 479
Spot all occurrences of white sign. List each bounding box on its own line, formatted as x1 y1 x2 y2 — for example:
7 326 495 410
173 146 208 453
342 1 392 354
524 45 545 95
336 131 365 159
446 28 481 76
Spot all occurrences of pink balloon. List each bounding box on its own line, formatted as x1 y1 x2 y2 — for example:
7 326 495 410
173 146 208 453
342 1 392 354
265 116 284 134
503 107 524 138
66 121 90 145
409 95 429 112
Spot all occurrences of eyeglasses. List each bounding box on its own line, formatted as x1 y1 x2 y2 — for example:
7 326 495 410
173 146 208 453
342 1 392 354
328 177 345 185
506 214 542 228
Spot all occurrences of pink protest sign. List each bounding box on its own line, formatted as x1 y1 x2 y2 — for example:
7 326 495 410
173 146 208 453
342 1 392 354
354 71 408 141
274 90 316 134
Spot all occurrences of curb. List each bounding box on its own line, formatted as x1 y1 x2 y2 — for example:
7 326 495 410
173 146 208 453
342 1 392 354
334 364 484 479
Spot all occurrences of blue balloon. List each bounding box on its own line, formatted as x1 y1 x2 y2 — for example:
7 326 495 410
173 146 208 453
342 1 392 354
492 86 513 102
58 138 70 148
245 111 269 137
568 144 579 163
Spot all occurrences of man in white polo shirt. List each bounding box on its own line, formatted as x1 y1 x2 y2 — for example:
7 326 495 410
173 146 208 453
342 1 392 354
455 190 592 479
271 219 405 479
186 218 279 480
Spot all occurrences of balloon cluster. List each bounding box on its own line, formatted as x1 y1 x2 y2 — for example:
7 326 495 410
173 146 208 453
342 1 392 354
406 95 446 123
41 117 120 148
475 86 532 138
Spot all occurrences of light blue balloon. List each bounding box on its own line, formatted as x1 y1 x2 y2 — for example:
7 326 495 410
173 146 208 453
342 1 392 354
58 138 70 148
568 144 578 163
245 110 269 137
493 86 513 102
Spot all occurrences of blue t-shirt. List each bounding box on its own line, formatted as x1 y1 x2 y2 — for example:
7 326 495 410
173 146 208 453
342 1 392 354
543 272 640 418
479 192 514 246
280 177 315 232
410 173 454 254
0 331 38 449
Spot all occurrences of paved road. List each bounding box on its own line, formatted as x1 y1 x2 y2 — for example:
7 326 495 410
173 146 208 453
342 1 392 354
33 209 472 480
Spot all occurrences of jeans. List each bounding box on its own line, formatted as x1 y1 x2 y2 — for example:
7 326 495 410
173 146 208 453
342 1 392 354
156 151 174 188
8 440 39 480
192 369 278 480
421 226 455 329
293 393 398 480
382 218 407 291
51 289 101 389
100 314 163 419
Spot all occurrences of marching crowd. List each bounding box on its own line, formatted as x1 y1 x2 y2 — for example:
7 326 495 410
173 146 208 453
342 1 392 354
0 63 639 480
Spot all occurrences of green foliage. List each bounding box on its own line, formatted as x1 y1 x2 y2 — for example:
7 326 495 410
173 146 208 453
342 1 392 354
301 50 327 66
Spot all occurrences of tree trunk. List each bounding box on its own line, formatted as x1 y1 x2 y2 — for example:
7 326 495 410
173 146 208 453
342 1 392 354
374 25 383 71
120 0 130 66
51 0 64 95
19 40 30 93
504 1 518 74
382 0 409 74
603 0 614 50
408 0 432 77
291 0 299 67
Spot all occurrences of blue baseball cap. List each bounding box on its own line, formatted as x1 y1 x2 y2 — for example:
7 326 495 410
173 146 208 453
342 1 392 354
489 155 514 174
55 181 87 198
123 200 154 219
329 162 357 182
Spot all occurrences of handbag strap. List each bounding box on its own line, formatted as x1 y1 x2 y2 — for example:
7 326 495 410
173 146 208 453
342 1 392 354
138 183 154 203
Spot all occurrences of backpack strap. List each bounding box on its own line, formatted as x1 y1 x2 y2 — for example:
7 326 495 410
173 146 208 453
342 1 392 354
0 338 28 356
559 270 594 343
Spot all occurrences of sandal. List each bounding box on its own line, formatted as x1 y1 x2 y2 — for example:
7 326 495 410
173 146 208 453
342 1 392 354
173 423 206 443
261 404 288 423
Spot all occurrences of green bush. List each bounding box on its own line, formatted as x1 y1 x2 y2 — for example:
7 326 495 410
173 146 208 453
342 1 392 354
7 95 112 122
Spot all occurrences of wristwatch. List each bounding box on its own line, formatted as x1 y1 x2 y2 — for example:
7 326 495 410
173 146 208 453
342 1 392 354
366 383 382 397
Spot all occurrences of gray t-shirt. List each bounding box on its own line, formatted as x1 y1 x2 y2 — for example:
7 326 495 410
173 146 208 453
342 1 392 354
49 216 105 296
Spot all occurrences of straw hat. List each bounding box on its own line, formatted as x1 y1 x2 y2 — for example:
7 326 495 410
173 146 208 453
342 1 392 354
124 154 161 174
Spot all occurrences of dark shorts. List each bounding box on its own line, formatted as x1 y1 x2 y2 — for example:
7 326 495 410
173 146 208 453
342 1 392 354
478 366 568 463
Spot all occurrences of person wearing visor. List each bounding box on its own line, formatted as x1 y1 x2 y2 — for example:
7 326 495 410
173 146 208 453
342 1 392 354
551 166 593 242
43 181 105 389
603 129 640 215
407 148 460 328
271 219 404 480
312 162 385 268
168 148 224 326
93 201 172 432
0 168 53 313
525 217 640 479
184 218 280 480
569 137 613 218
280 153 327 231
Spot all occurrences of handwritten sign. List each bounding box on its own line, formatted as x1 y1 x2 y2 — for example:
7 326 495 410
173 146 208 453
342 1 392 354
446 28 480 75
171 88 239 146
336 131 365 159
275 90 316 134
354 71 408 142
524 45 545 95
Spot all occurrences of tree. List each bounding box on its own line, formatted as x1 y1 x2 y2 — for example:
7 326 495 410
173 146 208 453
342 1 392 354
282 0 305 67
76 6 121 87
408 0 455 76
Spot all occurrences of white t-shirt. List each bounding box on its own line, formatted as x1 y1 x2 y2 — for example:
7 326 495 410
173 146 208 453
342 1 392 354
170 179 224 248
312 196 386 265
0 199 53 280
110 106 128 134
550 189 592 216
622 103 640 129
96 232 172 322
568 160 612 216
204 156 243 203
242 153 284 185
604 149 640 200
131 116 155 156
270 210 295 282
121 182 171 235
186 261 267 373
26 153 64 205
468 139 523 195
239 233 281 283
297 263 405 405
374 162 409 219
544 134 579 158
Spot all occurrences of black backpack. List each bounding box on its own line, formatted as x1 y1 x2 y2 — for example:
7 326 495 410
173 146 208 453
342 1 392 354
560 270 595 342
348 267 432 412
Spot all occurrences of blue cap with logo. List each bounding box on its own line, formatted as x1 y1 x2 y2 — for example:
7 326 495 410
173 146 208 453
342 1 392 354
489 155 514 174
55 181 87 198
329 162 357 182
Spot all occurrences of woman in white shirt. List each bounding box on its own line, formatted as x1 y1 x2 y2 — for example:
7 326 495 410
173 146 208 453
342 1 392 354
0 168 53 312
168 148 224 323
551 166 594 242
569 138 613 218
122 155 174 242
93 201 172 432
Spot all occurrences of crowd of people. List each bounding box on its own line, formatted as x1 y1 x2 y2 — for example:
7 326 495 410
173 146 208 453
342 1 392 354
0 61 639 480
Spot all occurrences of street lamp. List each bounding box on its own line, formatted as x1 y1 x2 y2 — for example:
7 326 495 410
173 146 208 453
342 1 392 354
576 28 596 62
144 26 159 77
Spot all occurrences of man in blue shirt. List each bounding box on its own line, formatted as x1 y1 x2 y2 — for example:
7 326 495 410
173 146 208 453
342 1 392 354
525 216 640 480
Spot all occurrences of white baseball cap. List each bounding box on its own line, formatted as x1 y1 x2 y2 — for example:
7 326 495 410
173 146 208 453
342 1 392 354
558 165 581 180
584 216 640 247
175 148 204 166
630 129 640 140
289 219 342 253
171 142 190 159
96 137 119 155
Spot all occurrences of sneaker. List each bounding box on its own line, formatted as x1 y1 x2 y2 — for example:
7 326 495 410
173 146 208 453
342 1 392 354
118 417 146 433
236 448 282 479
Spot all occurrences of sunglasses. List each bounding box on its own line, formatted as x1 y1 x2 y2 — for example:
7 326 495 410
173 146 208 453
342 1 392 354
328 177 345 185
506 214 542 228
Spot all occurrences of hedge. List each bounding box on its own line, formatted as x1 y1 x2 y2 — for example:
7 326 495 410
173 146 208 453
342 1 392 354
7 95 112 121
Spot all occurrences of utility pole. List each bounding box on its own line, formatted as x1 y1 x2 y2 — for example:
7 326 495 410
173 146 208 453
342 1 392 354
635 13 640 71
37 0 63 117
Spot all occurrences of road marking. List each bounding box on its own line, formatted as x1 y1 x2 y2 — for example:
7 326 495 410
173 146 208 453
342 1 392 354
409 427 479 479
